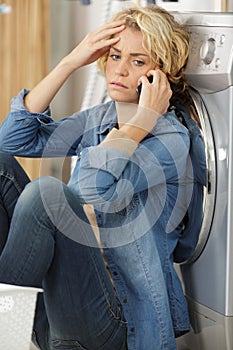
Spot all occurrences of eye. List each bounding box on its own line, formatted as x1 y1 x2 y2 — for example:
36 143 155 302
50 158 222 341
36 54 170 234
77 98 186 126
110 54 121 61
134 60 144 66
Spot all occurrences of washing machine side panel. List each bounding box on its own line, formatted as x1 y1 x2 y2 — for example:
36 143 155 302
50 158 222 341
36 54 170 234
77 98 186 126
181 89 232 315
225 86 233 315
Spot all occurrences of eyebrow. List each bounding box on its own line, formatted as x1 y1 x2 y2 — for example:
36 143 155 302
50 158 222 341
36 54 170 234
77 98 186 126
111 46 148 57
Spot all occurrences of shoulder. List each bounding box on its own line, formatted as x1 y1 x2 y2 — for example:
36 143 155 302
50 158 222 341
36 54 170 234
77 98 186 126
85 100 115 118
66 100 116 131
149 111 190 146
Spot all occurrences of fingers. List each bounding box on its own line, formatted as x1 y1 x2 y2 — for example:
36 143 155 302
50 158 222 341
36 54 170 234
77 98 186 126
92 21 125 43
147 70 170 87
96 20 126 35
138 70 171 94
138 69 172 115
72 20 125 67
83 20 125 57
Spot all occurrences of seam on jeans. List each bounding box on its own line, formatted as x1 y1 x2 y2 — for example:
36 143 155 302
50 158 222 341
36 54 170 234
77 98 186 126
10 209 51 285
134 238 169 349
90 250 126 326
162 233 189 330
0 171 25 194
91 251 117 314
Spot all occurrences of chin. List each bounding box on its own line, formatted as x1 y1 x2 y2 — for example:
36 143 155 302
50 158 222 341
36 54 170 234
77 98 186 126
108 91 138 104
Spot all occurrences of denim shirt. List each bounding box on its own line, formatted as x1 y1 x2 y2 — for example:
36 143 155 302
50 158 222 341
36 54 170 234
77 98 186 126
0 89 205 349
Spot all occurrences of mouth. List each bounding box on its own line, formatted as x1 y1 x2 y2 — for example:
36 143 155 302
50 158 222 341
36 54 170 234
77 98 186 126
109 81 128 89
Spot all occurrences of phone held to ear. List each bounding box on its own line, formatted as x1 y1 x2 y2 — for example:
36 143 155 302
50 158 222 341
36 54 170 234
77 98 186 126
136 76 175 95
136 75 153 95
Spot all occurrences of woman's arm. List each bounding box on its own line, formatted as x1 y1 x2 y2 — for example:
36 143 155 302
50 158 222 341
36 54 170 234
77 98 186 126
24 21 125 113
119 69 172 143
0 91 87 157
74 115 190 204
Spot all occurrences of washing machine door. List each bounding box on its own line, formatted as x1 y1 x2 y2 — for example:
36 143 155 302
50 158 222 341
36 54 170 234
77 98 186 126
182 89 216 264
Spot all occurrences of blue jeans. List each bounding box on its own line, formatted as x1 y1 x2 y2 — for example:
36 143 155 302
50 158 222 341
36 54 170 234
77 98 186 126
0 152 127 350
0 152 30 253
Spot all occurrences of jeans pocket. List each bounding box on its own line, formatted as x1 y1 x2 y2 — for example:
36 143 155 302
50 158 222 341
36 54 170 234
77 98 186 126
51 339 87 350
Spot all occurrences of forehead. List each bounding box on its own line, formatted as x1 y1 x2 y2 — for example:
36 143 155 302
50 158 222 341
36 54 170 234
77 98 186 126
113 27 145 53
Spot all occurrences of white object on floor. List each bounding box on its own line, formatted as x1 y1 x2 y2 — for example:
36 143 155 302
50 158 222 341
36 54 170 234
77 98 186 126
0 283 42 350
30 342 38 350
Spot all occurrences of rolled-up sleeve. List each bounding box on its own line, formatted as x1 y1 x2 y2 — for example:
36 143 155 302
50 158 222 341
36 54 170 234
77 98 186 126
75 120 190 205
0 89 85 157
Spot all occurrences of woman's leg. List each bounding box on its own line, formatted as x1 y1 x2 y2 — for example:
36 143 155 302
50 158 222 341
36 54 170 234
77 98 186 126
0 152 49 349
0 176 126 350
0 152 30 253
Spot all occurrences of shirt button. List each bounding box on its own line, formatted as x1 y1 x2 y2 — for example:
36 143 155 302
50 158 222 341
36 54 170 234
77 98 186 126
98 213 102 218
130 327 135 333
123 298 128 303
113 271 118 276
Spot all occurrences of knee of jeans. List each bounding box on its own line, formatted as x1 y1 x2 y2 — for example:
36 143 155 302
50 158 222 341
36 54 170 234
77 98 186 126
16 176 87 237
16 176 62 210
19 176 83 215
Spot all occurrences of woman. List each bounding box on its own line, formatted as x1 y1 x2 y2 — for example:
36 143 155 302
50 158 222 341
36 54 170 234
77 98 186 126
0 5 206 350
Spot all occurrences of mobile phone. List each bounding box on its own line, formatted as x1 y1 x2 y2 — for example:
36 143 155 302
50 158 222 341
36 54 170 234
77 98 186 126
136 75 153 95
136 76 176 95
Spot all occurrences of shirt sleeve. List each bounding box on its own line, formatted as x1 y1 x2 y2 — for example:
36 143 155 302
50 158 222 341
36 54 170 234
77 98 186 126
0 89 87 157
75 118 191 205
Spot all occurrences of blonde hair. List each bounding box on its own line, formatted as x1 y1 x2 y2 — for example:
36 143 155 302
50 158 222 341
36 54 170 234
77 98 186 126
97 5 189 86
98 5 202 125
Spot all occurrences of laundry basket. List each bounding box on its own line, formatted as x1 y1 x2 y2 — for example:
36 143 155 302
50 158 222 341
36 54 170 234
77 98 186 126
0 283 42 350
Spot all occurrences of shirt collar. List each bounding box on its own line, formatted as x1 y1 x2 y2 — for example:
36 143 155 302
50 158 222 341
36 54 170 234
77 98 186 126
97 100 118 135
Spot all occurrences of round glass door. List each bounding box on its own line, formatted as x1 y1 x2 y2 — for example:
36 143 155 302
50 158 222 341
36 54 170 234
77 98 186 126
183 89 216 264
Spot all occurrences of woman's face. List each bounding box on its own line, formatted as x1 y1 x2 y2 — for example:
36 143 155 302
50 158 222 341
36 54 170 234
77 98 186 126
105 27 155 104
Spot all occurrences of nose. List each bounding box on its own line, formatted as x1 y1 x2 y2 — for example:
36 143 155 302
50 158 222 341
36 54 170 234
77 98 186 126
115 59 129 76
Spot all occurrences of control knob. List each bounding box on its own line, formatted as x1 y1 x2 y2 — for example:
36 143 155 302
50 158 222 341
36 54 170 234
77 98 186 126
200 38 216 65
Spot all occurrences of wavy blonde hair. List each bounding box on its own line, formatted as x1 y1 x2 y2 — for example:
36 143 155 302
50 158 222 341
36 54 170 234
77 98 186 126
98 5 201 125
98 5 189 86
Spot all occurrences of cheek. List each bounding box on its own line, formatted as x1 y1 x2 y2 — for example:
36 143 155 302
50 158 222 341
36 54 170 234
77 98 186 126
105 59 113 78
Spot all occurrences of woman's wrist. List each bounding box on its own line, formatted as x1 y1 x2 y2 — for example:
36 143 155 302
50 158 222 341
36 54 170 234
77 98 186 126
58 56 80 75
119 106 160 143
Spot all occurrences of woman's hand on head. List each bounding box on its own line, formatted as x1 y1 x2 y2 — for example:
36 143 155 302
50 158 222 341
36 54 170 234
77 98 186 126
138 69 172 116
61 21 125 71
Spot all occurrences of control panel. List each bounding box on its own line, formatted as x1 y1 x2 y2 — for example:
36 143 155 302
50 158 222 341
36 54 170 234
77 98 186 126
185 26 233 92
174 13 233 93
156 0 222 12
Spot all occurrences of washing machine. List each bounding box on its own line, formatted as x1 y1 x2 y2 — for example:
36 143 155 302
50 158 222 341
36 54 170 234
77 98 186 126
156 0 223 12
173 12 233 350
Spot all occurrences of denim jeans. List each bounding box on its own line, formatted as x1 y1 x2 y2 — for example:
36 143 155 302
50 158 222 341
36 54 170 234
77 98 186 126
0 152 30 253
0 152 127 350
